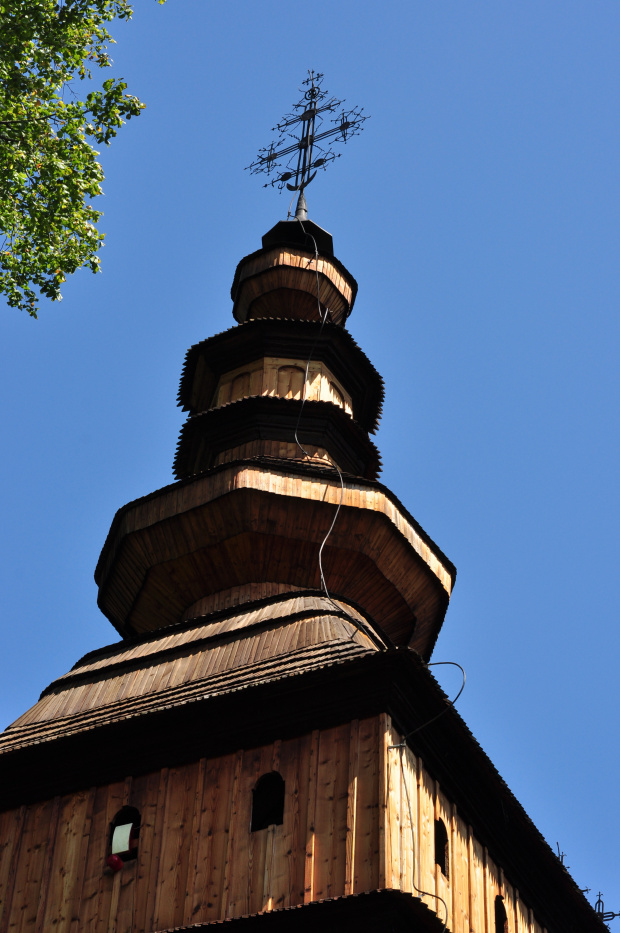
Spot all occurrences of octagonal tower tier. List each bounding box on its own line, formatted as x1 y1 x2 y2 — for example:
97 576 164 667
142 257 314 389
231 218 357 324
95 217 456 658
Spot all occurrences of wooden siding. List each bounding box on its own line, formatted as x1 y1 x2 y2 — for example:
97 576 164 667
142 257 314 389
0 715 549 933
182 582 308 620
176 318 384 435
213 357 353 417
232 247 355 326
4 597 374 743
95 461 454 649
213 440 337 469
380 714 549 933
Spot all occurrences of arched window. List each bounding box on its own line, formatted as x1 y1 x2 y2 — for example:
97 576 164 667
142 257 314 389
495 895 509 933
251 771 285 832
109 806 140 862
434 817 449 878
277 365 305 400
230 371 251 403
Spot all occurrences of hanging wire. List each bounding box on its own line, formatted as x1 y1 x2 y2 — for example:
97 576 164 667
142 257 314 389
286 191 297 219
292 210 466 932
388 743 448 933
384 661 466 933
397 661 466 744
291 212 464 930
291 215 378 645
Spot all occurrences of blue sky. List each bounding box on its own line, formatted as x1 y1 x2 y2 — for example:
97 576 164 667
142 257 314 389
1 0 618 918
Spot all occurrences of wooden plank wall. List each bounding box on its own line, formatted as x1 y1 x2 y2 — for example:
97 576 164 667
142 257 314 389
213 356 352 416
382 714 548 933
0 714 548 933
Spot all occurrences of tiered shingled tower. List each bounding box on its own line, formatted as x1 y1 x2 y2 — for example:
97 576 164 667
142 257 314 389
0 78 606 933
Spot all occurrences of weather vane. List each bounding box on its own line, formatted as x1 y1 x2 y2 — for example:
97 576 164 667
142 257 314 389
246 70 368 217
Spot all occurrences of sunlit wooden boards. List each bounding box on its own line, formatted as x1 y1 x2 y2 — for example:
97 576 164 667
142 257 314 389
95 460 455 651
173 397 381 479
177 319 384 433
7 596 377 735
0 646 602 932
231 245 357 326
0 714 574 932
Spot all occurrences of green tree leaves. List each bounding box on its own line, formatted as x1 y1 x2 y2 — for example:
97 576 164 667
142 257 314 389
0 0 156 316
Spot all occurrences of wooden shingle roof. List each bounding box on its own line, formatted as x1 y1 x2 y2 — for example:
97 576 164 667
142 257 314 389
1 594 382 754
177 319 384 434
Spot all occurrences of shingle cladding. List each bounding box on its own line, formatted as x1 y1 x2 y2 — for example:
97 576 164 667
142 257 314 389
1 593 381 752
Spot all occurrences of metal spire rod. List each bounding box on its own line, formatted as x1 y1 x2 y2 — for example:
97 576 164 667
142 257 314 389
246 70 368 198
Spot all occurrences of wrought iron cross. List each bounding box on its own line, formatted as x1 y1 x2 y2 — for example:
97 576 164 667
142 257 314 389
246 71 367 207
595 893 620 924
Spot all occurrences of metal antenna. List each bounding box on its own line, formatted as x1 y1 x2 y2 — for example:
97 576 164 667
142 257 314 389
246 70 368 213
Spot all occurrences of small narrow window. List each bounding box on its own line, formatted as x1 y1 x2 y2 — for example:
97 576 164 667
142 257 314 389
495 895 508 933
110 806 140 862
434 818 449 878
251 771 285 832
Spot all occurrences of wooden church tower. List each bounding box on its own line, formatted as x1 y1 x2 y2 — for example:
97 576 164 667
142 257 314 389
0 77 606 933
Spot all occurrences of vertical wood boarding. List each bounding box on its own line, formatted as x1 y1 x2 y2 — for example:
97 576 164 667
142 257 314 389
435 786 452 932
380 717 402 890
352 714 380 893
8 797 51 932
469 831 486 933
132 769 164 933
397 743 417 899
344 719 359 895
200 752 237 923
279 735 309 907
451 809 470 933
303 730 319 904
0 717 552 933
311 723 349 900
142 769 169 933
182 757 207 926
516 892 532 933
245 743 275 916
68 787 96 933
504 876 516 933
416 752 435 912
261 743 284 913
41 789 94 933
267 738 297 912
485 849 501 933
112 777 136 933
0 806 25 933
220 750 243 919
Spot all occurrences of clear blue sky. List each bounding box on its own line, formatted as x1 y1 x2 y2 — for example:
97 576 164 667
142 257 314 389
1 0 618 918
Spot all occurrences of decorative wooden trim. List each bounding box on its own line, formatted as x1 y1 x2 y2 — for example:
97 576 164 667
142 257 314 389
95 461 453 649
177 319 383 433
231 246 357 327
0 652 605 933
173 396 381 480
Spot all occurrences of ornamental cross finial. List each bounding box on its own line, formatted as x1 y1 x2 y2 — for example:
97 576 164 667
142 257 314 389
246 71 368 202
